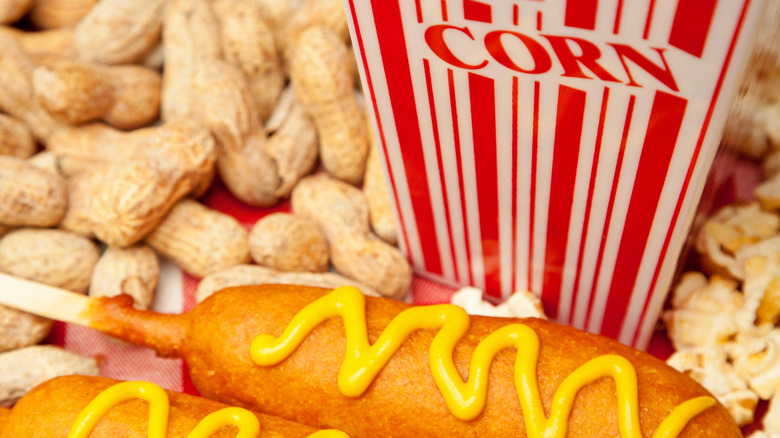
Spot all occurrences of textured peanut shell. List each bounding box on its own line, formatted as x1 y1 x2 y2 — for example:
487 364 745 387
0 375 323 437
248 212 328 273
33 61 161 129
0 114 35 159
144 199 250 278
0 34 64 143
363 144 398 245
280 0 350 64
28 0 97 29
0 26 76 65
0 228 99 293
73 0 165 65
212 0 284 121
88 285 742 438
90 245 159 310
291 173 370 239
26 151 61 175
0 156 67 227
0 346 99 407
0 306 52 353
195 264 381 302
291 26 368 184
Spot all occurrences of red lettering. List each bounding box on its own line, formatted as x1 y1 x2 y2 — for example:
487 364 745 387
484 30 552 74
425 25 488 70
608 44 679 92
542 35 620 82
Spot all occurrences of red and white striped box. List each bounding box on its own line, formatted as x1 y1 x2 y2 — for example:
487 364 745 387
344 0 774 348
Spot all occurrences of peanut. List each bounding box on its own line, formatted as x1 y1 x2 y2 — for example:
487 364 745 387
257 0 300 32
144 199 250 278
163 0 280 207
59 121 216 246
73 0 166 65
0 346 99 407
0 226 9 240
0 33 65 144
195 264 381 303
263 86 318 198
33 61 161 129
0 228 100 293
0 0 33 24
29 0 98 29
291 174 412 299
0 26 75 65
248 212 328 272
90 244 159 310
0 306 51 353
212 0 284 122
279 0 350 64
291 26 368 185
0 156 67 228
364 142 398 245
0 114 35 159
26 151 61 175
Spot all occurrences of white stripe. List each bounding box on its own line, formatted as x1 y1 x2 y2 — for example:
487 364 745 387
571 89 632 329
558 86 601 323
496 75 516 299
153 257 184 314
514 79 536 294
531 82 558 296
615 0 653 39
399 3 456 281
351 1 424 269
587 87 655 334
455 70 485 291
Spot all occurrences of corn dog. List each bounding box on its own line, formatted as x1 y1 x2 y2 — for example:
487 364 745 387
85 284 741 437
0 375 348 437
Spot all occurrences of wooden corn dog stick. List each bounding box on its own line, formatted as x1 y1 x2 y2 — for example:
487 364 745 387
0 272 92 326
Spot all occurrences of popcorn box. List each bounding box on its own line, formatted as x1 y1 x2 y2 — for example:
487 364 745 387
344 0 775 348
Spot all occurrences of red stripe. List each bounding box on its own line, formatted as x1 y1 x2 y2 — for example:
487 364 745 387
463 0 492 22
565 0 598 30
585 95 636 328
425 59 459 283
542 85 587 320
613 0 624 34
537 11 543 31
511 77 519 294
513 4 519 26
372 0 443 275
347 0 414 264
668 0 717 58
415 0 422 22
643 0 658 39
633 0 754 346
528 82 541 292
468 73 501 298
449 69 473 285
600 91 688 339
569 87 610 323
441 0 448 21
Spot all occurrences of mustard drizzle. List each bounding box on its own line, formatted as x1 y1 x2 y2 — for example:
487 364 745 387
250 286 717 438
67 381 349 438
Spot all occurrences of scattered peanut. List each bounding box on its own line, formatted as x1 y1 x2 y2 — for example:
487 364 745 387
0 0 32 25
212 0 284 122
59 121 216 246
90 244 159 310
144 199 250 278
0 306 51 354
364 143 398 245
73 0 166 65
0 113 35 159
33 61 161 129
291 174 412 299
291 26 369 185
0 26 75 65
0 346 99 407
28 0 98 30
0 156 67 228
263 86 318 198
249 212 328 272
0 228 100 293
26 151 60 175
279 0 350 64
195 264 381 303
0 33 64 143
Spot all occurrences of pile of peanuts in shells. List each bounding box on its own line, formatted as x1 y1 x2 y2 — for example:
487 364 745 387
0 0 778 435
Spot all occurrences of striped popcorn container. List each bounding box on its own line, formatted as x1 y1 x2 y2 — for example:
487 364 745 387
344 0 776 348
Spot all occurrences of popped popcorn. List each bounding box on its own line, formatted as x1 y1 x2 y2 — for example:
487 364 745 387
450 287 547 320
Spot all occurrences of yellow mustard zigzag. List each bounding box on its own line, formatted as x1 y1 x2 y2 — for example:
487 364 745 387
67 381 348 438
250 286 715 438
